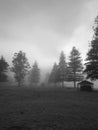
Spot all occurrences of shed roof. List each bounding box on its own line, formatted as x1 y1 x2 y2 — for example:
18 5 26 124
78 80 93 85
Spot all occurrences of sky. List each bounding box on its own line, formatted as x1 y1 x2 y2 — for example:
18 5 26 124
0 0 98 69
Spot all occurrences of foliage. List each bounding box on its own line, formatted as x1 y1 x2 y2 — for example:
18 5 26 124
49 62 58 84
12 51 30 86
84 15 98 80
29 61 40 85
68 46 83 88
58 51 68 87
0 56 9 82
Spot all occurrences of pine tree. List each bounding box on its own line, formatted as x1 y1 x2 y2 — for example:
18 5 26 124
12 51 30 86
0 56 9 82
68 46 83 88
29 61 40 86
84 15 98 80
49 62 58 85
58 51 67 87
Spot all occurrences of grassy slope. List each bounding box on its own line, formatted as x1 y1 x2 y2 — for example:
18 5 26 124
0 86 98 130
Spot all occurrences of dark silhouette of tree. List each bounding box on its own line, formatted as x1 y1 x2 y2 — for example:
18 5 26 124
58 51 67 87
68 47 83 88
84 15 98 80
49 62 58 85
12 51 30 87
0 56 9 82
29 61 40 86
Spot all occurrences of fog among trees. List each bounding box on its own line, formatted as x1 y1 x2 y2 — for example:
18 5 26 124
0 15 98 88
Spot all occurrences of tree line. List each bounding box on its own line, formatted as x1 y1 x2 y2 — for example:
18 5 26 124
0 51 40 87
49 47 83 88
0 47 83 88
0 15 98 87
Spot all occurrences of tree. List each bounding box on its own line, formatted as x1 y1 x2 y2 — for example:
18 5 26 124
68 46 83 88
84 15 98 80
12 51 30 86
0 56 9 82
29 61 40 86
49 62 58 85
58 51 67 87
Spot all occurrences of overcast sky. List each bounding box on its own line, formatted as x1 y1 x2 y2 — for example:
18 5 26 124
0 0 98 69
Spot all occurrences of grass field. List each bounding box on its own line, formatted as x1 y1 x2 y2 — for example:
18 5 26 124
0 85 98 130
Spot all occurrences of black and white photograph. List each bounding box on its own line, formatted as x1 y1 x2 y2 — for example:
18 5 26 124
0 0 98 129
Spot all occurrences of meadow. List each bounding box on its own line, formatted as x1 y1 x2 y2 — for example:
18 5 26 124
0 85 98 130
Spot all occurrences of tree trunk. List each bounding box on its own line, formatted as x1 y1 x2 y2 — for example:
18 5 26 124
18 82 20 87
55 82 57 87
62 81 64 88
18 80 22 87
74 80 76 88
73 71 76 88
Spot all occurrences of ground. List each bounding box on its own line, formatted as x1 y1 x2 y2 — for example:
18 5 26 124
0 85 98 130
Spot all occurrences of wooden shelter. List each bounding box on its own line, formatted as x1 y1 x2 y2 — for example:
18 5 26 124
77 80 94 91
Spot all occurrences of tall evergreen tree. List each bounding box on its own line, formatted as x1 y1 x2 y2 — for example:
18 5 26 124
58 51 67 87
68 47 83 88
49 62 58 85
84 15 98 80
29 61 40 86
12 51 30 86
0 56 9 82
